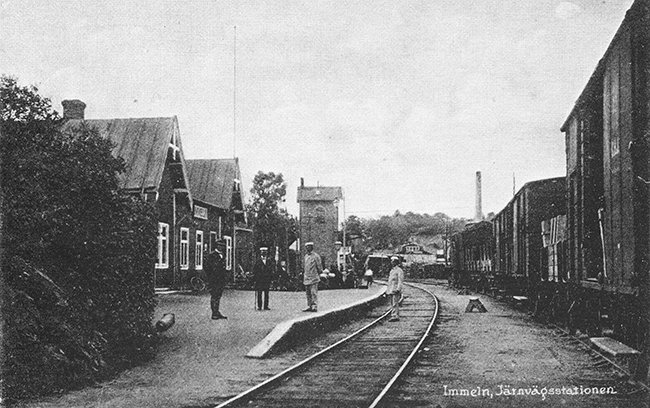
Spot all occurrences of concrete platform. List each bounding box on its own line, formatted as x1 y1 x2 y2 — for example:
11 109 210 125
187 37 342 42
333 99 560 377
247 285 387 358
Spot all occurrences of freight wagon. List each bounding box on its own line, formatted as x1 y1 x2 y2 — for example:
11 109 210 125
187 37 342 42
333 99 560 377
449 220 493 292
449 0 649 383
491 177 566 297
560 0 650 380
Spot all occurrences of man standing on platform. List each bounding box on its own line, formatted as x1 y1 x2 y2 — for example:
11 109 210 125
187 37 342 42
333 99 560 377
205 239 228 320
387 256 404 322
253 246 274 310
302 242 322 312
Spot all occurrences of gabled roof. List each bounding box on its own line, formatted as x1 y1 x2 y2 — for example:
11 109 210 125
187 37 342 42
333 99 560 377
186 158 244 210
297 186 343 202
61 116 191 197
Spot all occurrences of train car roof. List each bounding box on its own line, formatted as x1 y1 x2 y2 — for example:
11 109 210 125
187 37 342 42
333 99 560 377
560 0 646 132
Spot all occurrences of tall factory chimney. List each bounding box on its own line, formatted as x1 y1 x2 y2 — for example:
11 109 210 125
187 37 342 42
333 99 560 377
475 171 483 221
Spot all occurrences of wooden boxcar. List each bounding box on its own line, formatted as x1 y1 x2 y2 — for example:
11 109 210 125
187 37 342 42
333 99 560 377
491 177 566 296
561 0 650 295
449 220 494 291
561 0 650 380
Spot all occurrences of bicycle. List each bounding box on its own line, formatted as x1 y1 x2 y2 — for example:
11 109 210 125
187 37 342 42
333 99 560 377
189 272 207 292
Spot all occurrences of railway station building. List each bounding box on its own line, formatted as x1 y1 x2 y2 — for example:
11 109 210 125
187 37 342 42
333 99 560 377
186 158 248 282
60 100 246 291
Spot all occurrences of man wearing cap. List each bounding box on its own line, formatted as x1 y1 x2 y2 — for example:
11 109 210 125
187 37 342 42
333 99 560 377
253 246 274 310
302 242 322 312
387 256 404 322
334 241 346 288
205 240 229 320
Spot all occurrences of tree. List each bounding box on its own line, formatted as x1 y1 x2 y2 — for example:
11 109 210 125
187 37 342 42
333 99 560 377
247 171 296 259
341 215 364 242
248 171 287 216
360 210 467 251
1 75 157 400
1 76 59 122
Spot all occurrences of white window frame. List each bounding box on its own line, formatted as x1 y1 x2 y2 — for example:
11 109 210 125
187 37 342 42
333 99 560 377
156 222 169 269
180 227 189 270
224 235 233 271
209 231 218 252
217 216 223 238
195 230 204 270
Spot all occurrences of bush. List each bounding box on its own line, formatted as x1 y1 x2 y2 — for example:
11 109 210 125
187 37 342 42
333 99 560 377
1 76 158 401
3 257 108 399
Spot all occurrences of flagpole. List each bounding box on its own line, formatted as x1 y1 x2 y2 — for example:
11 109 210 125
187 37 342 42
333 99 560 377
233 25 237 159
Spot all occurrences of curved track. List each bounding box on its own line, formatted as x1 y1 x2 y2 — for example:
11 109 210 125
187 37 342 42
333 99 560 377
215 282 439 408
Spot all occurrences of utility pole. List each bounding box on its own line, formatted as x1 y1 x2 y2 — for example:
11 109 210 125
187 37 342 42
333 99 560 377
444 221 449 266
342 194 346 247
233 25 237 159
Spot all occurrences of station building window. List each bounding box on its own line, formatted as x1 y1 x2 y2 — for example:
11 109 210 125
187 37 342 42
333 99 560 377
156 222 169 269
224 235 232 271
180 227 189 270
195 230 204 270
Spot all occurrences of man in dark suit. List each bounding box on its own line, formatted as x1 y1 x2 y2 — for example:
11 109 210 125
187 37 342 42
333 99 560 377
205 239 228 320
253 246 274 310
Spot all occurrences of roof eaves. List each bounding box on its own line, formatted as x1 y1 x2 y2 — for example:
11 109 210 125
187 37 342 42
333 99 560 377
560 1 642 132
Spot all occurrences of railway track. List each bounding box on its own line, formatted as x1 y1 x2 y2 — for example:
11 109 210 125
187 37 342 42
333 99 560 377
214 282 439 408
379 280 648 408
545 324 649 398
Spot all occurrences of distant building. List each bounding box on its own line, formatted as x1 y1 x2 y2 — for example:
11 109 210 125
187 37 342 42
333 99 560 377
399 243 431 254
297 179 343 269
396 242 438 265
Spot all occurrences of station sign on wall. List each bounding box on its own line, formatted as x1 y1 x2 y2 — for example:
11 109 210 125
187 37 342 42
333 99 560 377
194 205 208 220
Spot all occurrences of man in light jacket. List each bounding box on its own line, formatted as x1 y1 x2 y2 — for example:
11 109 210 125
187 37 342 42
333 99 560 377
302 242 322 312
387 256 404 321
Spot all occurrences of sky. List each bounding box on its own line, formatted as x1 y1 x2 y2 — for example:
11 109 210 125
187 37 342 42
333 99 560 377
1 0 634 219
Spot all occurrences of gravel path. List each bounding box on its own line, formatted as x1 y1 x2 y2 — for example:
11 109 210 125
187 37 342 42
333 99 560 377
388 281 648 408
13 287 383 408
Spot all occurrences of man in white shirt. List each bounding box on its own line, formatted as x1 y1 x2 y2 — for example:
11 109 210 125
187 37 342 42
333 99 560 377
302 242 322 312
386 256 404 321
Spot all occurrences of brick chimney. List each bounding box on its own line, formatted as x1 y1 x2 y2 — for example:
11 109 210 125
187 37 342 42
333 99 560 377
61 99 86 120
475 171 483 221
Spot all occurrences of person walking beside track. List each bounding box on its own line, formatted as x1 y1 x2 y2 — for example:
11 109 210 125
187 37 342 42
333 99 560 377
302 242 322 312
386 256 404 322
253 246 274 310
205 239 228 320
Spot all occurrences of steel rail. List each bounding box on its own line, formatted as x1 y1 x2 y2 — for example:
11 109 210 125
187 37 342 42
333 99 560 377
213 297 396 408
215 282 438 408
368 282 439 408
547 322 650 394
